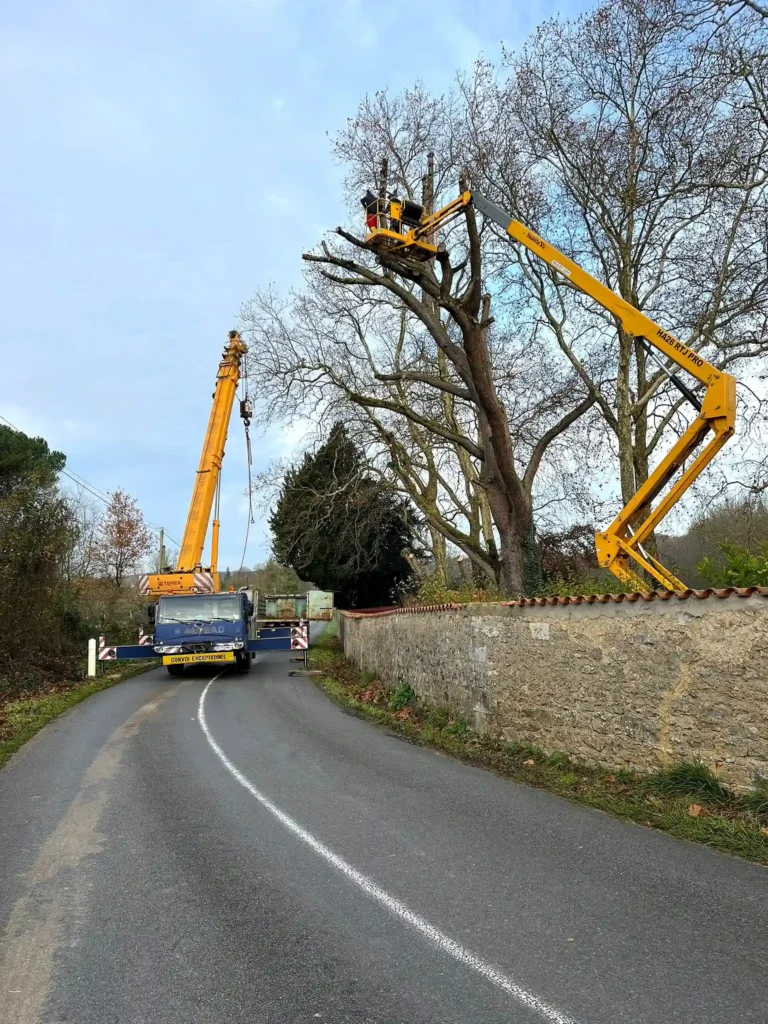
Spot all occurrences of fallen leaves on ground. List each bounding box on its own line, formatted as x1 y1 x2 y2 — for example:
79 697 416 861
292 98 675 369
688 804 710 818
358 682 388 706
523 758 535 766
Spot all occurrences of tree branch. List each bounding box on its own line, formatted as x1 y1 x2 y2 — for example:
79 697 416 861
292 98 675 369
374 371 472 401
524 393 596 492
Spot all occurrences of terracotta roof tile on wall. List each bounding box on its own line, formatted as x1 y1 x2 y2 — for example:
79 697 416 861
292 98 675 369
340 587 768 618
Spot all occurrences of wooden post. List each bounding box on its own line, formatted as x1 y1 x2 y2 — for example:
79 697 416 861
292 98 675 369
157 527 165 573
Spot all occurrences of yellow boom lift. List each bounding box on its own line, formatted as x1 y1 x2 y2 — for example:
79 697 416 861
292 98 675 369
143 330 250 597
363 192 736 592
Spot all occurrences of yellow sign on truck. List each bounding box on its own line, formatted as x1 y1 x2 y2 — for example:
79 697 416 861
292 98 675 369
162 652 235 666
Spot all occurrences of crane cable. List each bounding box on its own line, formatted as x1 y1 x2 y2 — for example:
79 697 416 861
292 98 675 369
238 364 255 575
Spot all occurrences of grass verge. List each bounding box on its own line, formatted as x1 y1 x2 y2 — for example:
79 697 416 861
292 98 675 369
310 623 768 866
0 661 158 770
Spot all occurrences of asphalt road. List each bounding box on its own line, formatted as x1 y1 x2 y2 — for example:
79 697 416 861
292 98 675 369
1 637 767 1024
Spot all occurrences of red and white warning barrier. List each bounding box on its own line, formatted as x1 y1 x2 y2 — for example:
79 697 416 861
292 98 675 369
290 623 309 650
138 628 153 646
194 572 215 593
139 572 215 595
98 635 117 661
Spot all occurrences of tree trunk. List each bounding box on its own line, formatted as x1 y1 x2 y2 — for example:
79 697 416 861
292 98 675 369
497 529 526 595
429 525 447 585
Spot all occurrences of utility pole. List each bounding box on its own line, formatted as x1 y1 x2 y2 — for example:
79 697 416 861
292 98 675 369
157 528 166 573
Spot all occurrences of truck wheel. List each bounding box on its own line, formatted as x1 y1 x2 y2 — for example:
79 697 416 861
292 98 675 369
166 665 184 677
236 652 251 673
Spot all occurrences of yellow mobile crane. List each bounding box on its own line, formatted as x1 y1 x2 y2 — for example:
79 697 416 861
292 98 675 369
143 329 250 598
363 192 736 592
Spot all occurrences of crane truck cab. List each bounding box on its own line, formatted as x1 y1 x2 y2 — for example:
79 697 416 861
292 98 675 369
150 590 255 676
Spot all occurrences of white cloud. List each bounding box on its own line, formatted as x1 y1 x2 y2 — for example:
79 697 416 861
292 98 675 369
355 22 378 48
276 417 311 456
436 11 484 68
266 190 301 216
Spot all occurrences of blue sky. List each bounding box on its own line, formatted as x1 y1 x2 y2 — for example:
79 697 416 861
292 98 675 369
0 0 584 570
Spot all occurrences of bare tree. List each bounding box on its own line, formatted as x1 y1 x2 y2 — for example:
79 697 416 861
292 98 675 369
244 0 768 594
243 184 595 596
62 488 102 581
458 0 768 539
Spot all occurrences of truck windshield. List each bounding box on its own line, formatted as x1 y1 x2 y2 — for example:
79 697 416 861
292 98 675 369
157 595 242 624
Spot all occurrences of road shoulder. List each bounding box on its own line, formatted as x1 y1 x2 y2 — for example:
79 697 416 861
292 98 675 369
310 623 768 865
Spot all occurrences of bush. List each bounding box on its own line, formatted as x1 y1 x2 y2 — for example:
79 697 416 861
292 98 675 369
540 572 635 597
410 575 502 606
0 484 85 693
698 542 768 588
387 684 416 711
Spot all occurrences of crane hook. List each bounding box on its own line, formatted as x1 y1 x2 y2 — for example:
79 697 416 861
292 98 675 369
239 397 253 427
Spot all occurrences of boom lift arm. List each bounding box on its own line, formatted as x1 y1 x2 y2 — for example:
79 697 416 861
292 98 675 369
364 192 736 591
143 330 249 597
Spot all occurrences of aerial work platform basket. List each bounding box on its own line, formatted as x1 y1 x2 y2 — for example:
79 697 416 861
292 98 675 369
362 195 439 261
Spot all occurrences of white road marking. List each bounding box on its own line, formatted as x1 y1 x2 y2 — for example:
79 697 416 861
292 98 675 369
198 676 580 1024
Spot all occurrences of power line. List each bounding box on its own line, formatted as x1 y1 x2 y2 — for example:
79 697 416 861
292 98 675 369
0 412 181 548
61 465 111 502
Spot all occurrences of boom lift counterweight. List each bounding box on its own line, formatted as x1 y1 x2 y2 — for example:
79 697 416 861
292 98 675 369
363 191 737 592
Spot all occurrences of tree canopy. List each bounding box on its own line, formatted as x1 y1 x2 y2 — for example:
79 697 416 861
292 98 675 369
0 426 156 695
0 425 66 498
270 424 415 607
0 426 81 690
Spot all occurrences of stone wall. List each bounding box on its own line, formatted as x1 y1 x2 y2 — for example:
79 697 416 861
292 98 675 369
339 593 768 792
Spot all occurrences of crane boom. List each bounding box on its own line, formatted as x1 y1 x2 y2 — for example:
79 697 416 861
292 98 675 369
177 330 248 576
143 330 248 597
364 190 737 592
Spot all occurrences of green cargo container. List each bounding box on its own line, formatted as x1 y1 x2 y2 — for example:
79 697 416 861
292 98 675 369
307 590 334 621
263 594 308 621
261 591 334 622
